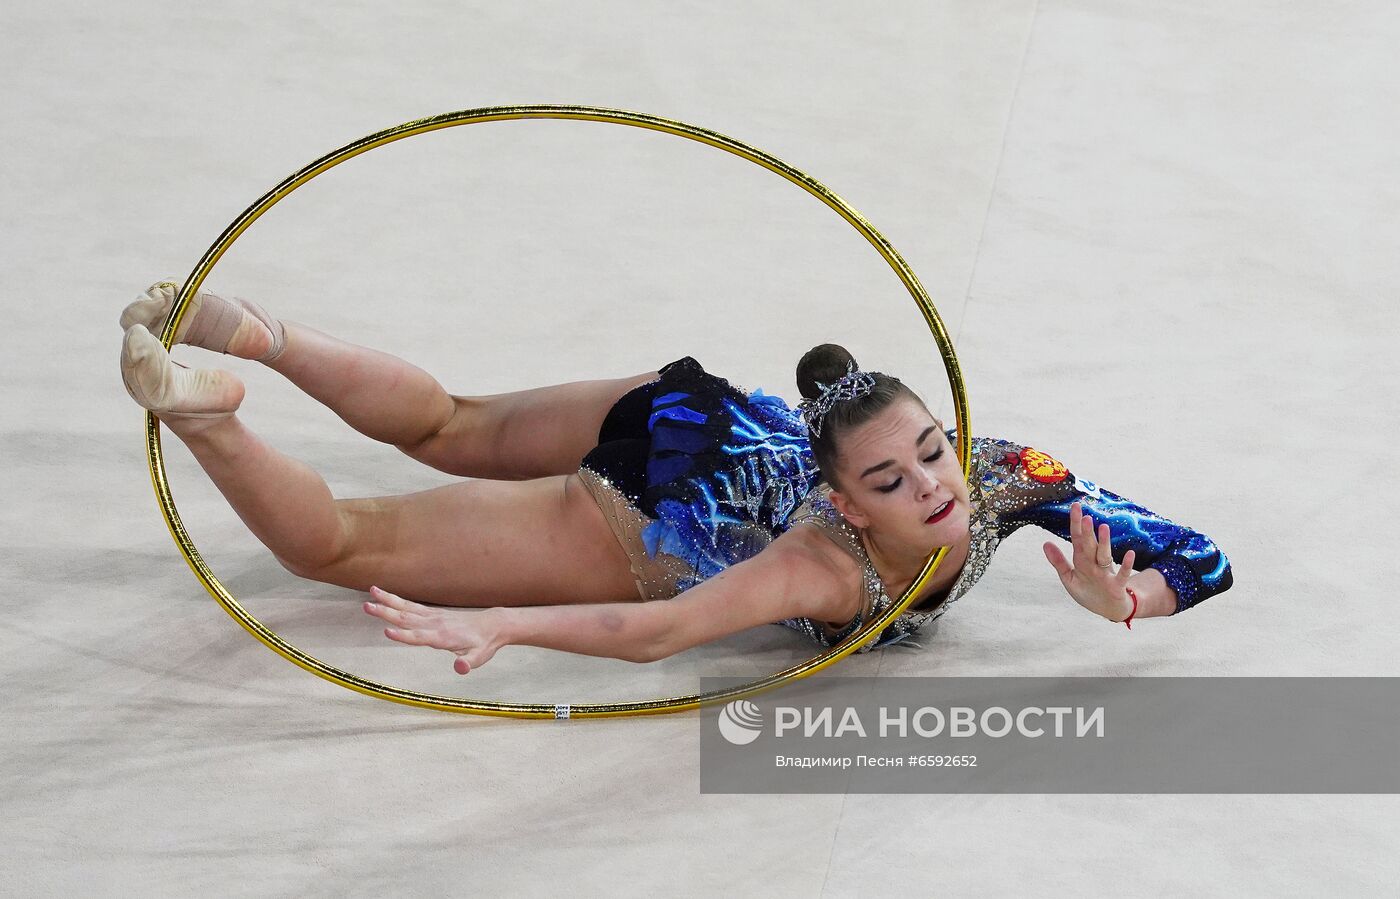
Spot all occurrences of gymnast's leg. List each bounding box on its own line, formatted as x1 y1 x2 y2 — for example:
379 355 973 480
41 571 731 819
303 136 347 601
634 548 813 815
117 325 644 605
148 412 642 605
262 321 659 480
166 413 355 579
120 280 659 481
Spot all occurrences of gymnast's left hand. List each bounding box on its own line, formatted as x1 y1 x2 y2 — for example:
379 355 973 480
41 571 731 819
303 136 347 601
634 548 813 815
1041 501 1137 622
363 585 502 675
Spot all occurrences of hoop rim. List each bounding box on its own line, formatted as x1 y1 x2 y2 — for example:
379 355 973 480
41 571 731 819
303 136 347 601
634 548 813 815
145 103 973 718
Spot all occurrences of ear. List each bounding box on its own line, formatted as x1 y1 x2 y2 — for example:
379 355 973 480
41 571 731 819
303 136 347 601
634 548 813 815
828 487 870 529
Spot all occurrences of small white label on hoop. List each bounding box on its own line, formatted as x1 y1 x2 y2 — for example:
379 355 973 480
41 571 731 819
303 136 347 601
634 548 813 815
554 704 571 719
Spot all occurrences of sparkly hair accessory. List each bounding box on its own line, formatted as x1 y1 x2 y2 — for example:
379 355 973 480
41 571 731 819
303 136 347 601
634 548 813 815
798 358 891 438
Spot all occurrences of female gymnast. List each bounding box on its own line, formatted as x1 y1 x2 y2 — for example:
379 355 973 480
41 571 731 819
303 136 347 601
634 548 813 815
118 279 1233 675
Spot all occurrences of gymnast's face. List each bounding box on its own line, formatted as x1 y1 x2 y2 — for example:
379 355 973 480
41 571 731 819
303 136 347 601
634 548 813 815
826 398 971 552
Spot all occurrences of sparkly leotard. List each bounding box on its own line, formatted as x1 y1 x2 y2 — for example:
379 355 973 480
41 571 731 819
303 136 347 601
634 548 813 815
578 357 1235 653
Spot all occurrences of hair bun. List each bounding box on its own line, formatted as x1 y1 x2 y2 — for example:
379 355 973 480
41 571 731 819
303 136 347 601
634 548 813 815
796 344 858 401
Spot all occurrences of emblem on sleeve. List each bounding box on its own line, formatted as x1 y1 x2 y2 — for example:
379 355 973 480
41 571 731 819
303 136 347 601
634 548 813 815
1019 447 1069 484
1073 475 1103 499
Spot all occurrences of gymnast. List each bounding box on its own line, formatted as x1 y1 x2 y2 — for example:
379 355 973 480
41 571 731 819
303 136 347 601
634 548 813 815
119 279 1234 675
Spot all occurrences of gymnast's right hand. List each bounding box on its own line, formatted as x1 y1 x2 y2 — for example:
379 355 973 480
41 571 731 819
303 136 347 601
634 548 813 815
363 585 501 675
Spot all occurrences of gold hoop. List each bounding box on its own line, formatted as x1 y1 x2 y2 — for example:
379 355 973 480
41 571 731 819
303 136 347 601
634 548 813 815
145 104 972 718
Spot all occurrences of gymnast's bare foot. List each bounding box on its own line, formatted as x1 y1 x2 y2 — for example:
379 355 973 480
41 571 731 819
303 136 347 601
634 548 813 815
120 323 245 430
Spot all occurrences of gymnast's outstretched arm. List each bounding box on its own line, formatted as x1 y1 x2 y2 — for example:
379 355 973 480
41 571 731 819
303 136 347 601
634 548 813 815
362 538 852 673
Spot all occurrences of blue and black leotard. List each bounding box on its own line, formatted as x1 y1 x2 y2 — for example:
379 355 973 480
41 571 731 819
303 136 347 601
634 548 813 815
576 356 1234 652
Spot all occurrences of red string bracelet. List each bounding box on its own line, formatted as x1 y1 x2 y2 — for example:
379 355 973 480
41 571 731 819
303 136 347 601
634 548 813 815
1120 586 1139 629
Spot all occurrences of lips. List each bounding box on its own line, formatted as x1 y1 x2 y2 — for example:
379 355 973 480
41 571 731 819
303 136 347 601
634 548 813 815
925 500 952 524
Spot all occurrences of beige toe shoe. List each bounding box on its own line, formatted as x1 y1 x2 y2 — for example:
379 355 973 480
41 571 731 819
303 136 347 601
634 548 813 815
119 278 286 362
120 323 243 420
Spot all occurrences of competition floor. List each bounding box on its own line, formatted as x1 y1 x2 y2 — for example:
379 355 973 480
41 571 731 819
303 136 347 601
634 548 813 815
3 2 1395 895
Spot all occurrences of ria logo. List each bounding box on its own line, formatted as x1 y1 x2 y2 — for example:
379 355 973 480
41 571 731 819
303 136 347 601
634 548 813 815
717 699 764 745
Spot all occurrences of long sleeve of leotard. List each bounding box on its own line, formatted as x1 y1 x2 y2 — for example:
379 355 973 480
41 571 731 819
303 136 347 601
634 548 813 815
981 436 1234 614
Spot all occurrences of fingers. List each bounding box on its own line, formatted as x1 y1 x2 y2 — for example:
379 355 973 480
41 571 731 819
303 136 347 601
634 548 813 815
381 626 443 647
1070 501 1094 570
1070 502 1117 571
364 586 432 625
1042 542 1072 581
368 585 421 611
366 585 489 676
367 589 455 648
363 601 418 627
381 622 479 676
1117 549 1137 583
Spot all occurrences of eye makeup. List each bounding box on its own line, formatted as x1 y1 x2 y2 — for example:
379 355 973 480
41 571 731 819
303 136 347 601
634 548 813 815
876 446 944 494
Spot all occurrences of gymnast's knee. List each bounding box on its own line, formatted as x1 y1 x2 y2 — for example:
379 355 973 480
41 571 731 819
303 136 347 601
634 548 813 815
271 509 362 586
275 550 344 585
